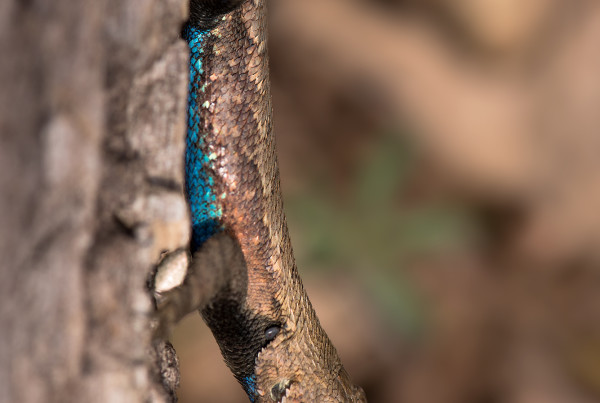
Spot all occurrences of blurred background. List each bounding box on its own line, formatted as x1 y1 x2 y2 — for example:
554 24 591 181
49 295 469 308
173 0 600 401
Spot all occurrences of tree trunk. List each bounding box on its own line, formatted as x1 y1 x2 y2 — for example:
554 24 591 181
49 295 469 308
0 1 188 401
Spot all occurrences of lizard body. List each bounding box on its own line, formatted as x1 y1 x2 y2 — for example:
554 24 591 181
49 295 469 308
181 0 366 401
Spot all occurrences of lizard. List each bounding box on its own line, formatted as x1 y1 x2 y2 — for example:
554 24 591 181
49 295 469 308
157 0 367 401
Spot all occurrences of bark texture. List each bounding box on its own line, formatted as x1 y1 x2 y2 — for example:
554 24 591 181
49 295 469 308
0 0 189 402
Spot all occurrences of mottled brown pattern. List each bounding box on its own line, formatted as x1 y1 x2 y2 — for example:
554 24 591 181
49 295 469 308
194 0 366 401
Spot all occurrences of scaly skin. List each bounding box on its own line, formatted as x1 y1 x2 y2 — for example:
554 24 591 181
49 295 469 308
183 0 366 401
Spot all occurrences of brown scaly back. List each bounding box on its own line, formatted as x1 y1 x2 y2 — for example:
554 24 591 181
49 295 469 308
184 0 366 400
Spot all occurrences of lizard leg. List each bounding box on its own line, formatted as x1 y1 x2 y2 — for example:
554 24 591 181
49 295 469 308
153 232 247 338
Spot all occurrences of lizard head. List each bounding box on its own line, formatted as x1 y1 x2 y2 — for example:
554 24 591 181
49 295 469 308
252 299 367 402
200 241 367 402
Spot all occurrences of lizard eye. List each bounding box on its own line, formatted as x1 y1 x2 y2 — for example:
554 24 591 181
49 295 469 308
264 325 280 342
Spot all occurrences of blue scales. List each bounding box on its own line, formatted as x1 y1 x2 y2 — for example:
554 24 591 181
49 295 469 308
183 24 223 252
242 375 258 401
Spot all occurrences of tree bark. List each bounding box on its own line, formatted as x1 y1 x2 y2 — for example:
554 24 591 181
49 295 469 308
0 0 189 402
